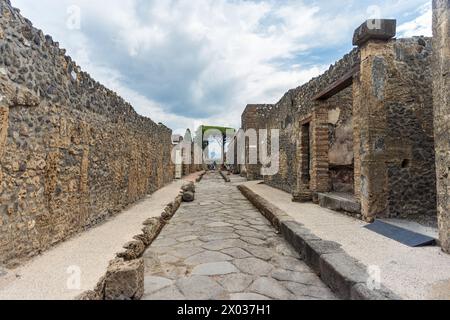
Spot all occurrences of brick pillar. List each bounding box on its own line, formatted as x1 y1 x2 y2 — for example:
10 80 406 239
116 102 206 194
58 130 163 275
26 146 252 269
353 19 396 221
293 120 313 202
433 0 450 253
310 107 330 194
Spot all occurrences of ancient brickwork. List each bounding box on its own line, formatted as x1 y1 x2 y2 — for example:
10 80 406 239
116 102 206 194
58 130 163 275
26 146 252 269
0 1 174 265
433 0 450 252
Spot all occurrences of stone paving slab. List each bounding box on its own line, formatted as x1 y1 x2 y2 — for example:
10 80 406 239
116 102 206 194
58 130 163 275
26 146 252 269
143 173 337 300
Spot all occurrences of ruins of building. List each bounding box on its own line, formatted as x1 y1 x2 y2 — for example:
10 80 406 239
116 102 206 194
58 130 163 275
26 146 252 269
0 1 175 265
239 19 441 241
433 0 450 253
239 104 273 180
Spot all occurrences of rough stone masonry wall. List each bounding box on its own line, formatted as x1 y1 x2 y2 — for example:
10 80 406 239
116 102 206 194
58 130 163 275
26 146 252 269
433 0 450 252
263 49 361 194
357 37 436 223
0 1 174 266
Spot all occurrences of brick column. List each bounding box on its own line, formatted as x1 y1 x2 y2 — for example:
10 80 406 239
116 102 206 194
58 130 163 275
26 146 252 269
293 119 313 202
433 0 450 253
353 19 396 221
310 107 330 194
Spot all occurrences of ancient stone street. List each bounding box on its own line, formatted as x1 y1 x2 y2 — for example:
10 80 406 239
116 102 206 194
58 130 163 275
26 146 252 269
142 173 336 300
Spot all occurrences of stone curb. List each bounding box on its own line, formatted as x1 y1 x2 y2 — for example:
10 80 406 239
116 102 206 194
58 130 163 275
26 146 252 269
237 185 294 231
195 171 207 183
238 184 402 301
220 171 231 183
76 183 189 301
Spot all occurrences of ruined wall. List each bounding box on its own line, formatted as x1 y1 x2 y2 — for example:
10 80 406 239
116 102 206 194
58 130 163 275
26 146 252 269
241 104 272 180
263 50 361 194
357 37 436 223
433 0 450 252
0 1 174 265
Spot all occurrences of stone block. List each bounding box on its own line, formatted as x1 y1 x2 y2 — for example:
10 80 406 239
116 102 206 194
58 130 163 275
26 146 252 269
280 221 320 258
117 240 146 261
319 252 368 300
182 182 195 193
182 191 195 202
304 240 343 275
104 258 144 300
353 19 397 47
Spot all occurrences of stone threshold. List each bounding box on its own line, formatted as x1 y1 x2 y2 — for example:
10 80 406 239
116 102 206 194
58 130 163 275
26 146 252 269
318 192 362 217
238 185 400 300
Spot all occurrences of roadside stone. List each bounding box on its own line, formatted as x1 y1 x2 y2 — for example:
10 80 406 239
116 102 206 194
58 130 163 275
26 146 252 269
104 258 144 300
117 240 146 261
182 191 195 202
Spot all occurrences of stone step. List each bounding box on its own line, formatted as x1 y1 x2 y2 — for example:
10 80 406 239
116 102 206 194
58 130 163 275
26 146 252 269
318 193 361 215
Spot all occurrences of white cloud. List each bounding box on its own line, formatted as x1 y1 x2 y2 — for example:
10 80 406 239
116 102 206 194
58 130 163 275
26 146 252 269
11 0 431 134
398 2 432 37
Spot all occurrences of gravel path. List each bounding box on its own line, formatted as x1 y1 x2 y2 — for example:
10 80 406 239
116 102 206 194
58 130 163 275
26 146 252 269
143 173 336 300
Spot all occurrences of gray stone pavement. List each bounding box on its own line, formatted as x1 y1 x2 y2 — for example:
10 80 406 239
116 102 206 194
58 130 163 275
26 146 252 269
143 173 337 300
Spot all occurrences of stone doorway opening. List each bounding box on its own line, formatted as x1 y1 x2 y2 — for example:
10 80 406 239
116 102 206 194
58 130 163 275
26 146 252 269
300 122 311 187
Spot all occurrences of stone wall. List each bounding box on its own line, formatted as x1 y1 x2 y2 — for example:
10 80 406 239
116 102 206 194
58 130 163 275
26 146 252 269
356 37 436 223
262 49 360 194
245 19 437 225
241 104 272 180
433 0 450 252
0 0 174 265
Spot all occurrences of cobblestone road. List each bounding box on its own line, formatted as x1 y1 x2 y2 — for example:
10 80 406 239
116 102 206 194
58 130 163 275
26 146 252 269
143 173 337 300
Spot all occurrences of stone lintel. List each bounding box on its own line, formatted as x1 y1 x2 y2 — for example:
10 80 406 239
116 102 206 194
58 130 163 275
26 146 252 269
353 19 397 47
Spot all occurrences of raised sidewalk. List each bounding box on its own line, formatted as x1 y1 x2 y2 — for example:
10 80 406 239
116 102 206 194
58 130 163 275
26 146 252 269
238 179 450 300
0 174 201 300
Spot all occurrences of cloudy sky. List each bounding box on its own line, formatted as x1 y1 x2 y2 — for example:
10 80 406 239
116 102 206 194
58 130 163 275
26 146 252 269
11 0 431 134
